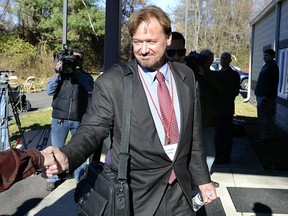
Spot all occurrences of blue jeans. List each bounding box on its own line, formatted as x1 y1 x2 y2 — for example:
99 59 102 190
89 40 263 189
203 127 215 173
48 118 86 183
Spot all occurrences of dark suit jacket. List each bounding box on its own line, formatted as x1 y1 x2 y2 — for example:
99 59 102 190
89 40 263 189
61 59 210 215
255 60 279 100
219 66 240 116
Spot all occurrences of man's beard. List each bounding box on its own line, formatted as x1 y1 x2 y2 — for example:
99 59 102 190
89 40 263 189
136 55 165 70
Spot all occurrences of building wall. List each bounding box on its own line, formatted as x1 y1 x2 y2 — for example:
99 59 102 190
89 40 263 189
250 0 288 133
276 103 288 133
279 0 288 42
250 8 276 105
275 0 288 133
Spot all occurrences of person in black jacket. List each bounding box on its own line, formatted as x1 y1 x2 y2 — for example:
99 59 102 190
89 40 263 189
254 49 279 142
215 52 240 164
197 49 225 181
45 48 94 190
167 34 224 186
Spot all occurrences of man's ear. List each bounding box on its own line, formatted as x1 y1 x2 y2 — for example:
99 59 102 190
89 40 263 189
167 33 172 46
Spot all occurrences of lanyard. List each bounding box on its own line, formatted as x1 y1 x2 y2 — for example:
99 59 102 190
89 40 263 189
138 66 175 144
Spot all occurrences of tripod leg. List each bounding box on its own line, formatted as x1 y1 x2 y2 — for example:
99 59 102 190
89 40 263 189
0 88 10 151
7 85 28 149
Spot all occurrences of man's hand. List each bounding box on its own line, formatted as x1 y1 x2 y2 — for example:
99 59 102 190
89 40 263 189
199 182 217 204
41 146 69 178
55 61 63 71
40 150 55 167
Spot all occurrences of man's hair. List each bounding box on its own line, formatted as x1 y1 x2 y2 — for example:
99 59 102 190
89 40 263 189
221 52 232 60
264 48 275 57
172 32 185 45
128 6 171 37
72 48 84 59
200 48 214 59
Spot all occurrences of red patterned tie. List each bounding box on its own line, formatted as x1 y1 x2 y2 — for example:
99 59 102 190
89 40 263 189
156 71 179 184
156 71 179 144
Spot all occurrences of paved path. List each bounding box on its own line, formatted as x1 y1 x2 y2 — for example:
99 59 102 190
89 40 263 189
3 134 286 216
0 91 53 215
2 91 288 215
25 91 52 112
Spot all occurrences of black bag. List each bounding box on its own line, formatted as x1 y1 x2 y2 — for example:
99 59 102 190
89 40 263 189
74 63 133 216
74 162 130 216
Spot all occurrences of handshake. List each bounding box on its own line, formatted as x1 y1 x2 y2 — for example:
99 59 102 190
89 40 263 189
41 146 69 178
0 147 70 192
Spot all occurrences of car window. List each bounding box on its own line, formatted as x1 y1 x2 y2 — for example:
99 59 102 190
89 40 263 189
211 62 219 71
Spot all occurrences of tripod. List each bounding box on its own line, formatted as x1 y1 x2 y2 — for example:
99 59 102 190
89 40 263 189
0 81 27 151
8 84 27 149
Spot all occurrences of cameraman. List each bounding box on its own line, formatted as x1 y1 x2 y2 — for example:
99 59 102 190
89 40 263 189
45 48 94 191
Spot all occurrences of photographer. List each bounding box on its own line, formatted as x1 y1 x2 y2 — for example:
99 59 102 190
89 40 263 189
45 48 94 191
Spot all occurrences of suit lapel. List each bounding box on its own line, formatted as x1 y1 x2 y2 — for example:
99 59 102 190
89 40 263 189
131 63 166 155
169 62 190 159
130 61 191 159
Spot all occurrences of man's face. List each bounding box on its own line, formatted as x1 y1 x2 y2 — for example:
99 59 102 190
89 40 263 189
202 55 214 69
166 39 186 63
132 17 171 70
73 51 83 68
263 53 274 63
220 54 231 68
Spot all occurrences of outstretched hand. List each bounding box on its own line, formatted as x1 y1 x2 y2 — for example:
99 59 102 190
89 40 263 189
41 146 69 178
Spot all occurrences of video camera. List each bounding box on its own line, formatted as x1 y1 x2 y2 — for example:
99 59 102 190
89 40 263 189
55 45 82 74
0 70 14 84
185 51 207 75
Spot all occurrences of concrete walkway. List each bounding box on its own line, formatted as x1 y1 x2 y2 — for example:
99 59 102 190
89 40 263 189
25 136 288 216
25 179 77 216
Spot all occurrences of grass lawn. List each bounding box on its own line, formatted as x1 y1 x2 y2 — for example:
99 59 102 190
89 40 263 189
8 95 288 171
9 108 52 147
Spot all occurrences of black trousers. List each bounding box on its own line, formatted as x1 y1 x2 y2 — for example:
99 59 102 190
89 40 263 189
215 114 234 161
154 181 194 216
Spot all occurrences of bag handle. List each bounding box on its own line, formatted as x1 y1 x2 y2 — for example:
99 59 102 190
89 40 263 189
92 63 133 182
116 63 133 183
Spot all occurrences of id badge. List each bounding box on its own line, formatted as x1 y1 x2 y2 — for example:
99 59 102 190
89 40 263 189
163 143 178 161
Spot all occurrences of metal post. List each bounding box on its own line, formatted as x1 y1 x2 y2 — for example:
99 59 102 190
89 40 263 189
62 0 68 47
103 0 122 71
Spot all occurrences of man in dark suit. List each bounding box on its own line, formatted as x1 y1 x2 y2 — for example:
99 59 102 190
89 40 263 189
254 49 279 142
215 52 240 164
43 6 216 215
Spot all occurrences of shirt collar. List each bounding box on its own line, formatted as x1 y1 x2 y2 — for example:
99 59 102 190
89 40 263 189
138 63 169 84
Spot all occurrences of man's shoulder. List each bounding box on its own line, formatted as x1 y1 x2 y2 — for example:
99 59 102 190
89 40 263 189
78 70 93 80
169 61 194 75
268 60 279 70
80 70 92 76
229 67 240 77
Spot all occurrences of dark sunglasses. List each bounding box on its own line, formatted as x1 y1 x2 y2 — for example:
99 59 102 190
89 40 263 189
166 49 186 57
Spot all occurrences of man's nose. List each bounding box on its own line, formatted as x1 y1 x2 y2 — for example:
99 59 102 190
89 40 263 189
141 42 149 54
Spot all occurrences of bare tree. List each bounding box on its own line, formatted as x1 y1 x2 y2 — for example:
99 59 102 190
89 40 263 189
171 0 270 69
